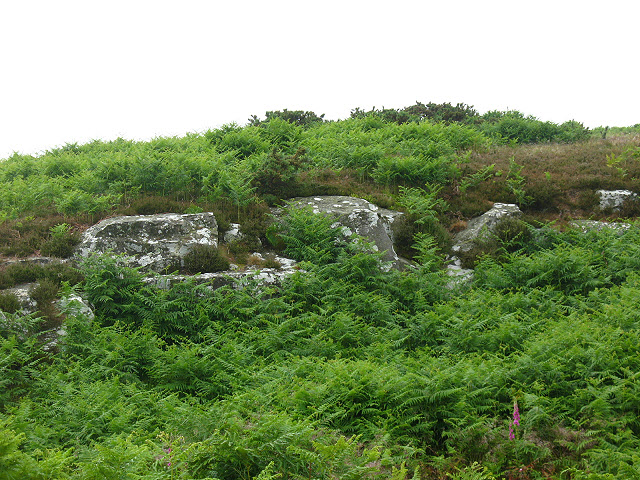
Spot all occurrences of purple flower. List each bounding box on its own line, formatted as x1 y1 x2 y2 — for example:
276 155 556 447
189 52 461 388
508 424 515 440
513 401 520 427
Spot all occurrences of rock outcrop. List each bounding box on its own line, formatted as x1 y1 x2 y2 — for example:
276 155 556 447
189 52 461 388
570 219 632 233
75 213 219 272
279 196 403 267
149 254 299 290
451 203 522 254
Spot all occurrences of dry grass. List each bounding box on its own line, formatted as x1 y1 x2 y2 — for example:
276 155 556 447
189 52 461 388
447 135 640 222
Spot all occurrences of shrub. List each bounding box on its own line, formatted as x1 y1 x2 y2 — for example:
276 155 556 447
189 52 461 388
350 101 479 125
0 262 83 290
492 217 533 252
263 254 282 269
30 278 62 329
41 263 84 286
183 245 230 274
40 223 80 258
392 213 450 260
252 148 306 199
30 278 60 306
249 109 326 128
2 263 46 285
0 293 20 314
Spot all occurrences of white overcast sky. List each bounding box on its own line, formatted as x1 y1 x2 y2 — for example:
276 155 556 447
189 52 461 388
1 0 638 159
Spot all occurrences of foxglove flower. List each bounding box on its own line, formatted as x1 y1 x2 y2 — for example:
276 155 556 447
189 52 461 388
513 401 520 427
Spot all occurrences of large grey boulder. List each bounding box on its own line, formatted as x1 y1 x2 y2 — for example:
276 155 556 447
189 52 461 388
279 196 403 267
75 213 218 272
452 203 522 254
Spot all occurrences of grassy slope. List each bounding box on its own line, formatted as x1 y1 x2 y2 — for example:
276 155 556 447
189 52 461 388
1 115 640 478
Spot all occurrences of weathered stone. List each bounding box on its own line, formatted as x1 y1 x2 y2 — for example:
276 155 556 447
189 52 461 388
148 254 299 290
570 219 632 233
451 203 522 254
446 257 474 284
223 223 243 244
58 294 95 321
75 213 218 272
222 223 261 247
597 189 638 211
0 256 66 268
278 196 403 267
2 283 37 315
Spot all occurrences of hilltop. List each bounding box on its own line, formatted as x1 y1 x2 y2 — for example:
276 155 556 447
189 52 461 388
2 104 640 479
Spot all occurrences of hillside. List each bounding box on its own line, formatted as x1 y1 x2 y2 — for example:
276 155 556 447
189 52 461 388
2 106 640 479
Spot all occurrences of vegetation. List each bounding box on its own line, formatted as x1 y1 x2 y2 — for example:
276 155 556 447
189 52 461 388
1 102 640 478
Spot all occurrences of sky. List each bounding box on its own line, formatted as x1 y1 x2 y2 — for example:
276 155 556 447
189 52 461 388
1 0 638 160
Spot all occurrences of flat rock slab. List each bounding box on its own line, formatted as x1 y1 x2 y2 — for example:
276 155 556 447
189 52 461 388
75 213 218 272
148 254 299 290
0 256 66 268
570 220 632 233
281 196 403 267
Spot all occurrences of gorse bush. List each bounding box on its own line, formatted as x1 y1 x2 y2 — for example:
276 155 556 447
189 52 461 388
249 109 326 127
351 101 480 125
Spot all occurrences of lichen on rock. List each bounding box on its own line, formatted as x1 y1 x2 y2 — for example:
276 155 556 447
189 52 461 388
75 212 219 272
451 203 522 254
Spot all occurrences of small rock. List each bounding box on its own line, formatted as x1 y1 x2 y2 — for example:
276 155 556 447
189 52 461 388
597 189 638 211
57 294 95 321
147 254 299 290
452 203 522 253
